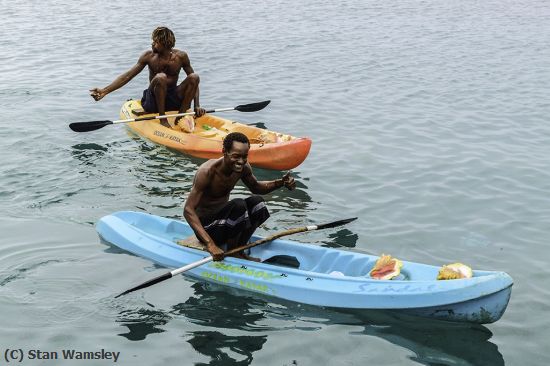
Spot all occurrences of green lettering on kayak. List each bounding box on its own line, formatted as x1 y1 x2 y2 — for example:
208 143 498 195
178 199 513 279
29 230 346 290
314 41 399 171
208 262 280 281
239 279 270 293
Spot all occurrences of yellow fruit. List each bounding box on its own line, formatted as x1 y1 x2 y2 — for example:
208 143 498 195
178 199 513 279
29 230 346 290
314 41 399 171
437 263 473 280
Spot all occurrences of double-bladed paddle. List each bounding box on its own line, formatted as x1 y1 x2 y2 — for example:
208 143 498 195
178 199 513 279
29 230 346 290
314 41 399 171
115 217 357 298
69 100 271 132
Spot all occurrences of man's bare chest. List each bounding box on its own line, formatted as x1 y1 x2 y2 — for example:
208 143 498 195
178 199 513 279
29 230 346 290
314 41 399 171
206 175 241 198
149 59 181 76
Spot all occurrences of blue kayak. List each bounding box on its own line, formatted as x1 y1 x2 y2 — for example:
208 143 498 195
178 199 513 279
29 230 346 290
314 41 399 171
97 211 513 324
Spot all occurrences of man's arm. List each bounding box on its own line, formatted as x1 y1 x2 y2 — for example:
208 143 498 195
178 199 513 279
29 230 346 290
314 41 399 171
241 167 296 194
183 168 225 261
90 52 148 101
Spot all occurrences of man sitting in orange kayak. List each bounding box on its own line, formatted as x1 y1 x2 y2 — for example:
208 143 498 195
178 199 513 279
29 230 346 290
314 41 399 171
90 26 205 131
184 132 296 261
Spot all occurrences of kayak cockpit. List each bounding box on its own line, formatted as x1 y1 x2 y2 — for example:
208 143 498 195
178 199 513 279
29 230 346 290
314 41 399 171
250 242 447 281
125 211 475 282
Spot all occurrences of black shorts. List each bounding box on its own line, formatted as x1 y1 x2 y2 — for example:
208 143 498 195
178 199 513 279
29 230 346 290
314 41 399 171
200 196 270 250
141 86 183 113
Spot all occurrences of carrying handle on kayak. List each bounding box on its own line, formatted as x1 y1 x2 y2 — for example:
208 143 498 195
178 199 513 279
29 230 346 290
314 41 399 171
69 100 271 132
114 216 357 298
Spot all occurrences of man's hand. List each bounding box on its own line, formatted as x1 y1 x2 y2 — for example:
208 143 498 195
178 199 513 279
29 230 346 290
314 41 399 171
90 88 107 101
207 243 225 261
281 171 296 190
194 107 206 118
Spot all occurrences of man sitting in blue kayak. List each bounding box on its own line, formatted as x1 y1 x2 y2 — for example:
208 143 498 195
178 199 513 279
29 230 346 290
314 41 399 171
90 26 205 131
184 132 296 261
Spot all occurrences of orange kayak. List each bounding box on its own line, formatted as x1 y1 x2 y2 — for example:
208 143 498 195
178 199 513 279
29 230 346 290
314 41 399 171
120 100 311 170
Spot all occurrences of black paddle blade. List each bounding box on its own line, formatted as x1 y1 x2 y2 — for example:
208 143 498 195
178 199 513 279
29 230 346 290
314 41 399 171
115 271 172 298
234 100 271 112
316 217 357 230
69 120 113 132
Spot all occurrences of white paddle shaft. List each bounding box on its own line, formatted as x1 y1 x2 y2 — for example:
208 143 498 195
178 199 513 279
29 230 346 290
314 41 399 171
112 107 237 125
112 111 196 124
170 256 213 276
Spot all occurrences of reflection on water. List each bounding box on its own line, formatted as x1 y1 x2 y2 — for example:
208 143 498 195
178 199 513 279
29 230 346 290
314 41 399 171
171 283 267 331
71 142 108 152
114 280 503 366
187 331 267 366
172 283 315 365
115 283 268 364
346 310 504 366
70 143 109 166
117 306 171 341
322 228 359 248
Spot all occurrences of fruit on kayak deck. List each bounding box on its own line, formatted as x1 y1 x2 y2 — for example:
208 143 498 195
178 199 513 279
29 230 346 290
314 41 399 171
437 263 473 280
369 254 403 280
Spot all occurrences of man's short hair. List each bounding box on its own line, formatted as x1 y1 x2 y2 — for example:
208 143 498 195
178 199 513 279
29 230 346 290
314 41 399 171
223 132 250 152
152 27 175 49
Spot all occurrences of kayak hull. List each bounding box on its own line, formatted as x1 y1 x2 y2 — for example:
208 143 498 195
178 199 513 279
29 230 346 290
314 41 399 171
120 100 312 170
97 211 513 324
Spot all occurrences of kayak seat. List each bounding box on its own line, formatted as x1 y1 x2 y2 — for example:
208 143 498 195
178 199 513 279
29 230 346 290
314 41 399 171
262 255 300 269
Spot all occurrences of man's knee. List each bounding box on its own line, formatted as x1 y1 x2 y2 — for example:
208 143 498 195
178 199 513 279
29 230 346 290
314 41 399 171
246 195 265 208
231 198 247 214
151 73 168 87
186 73 200 86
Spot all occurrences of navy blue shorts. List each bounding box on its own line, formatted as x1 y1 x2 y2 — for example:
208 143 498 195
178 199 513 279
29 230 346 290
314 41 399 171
141 86 183 113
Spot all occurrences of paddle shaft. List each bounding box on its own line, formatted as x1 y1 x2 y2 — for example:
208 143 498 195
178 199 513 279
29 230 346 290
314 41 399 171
171 226 312 276
113 107 234 125
69 100 270 132
115 218 356 298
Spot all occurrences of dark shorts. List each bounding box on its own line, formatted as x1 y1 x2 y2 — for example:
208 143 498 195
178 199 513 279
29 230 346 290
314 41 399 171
200 196 270 250
141 86 183 113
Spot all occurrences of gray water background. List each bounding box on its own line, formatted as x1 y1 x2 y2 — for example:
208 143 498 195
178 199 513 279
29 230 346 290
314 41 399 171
1 0 549 365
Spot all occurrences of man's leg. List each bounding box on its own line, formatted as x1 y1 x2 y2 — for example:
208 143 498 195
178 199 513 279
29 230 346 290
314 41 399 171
172 73 200 132
230 196 269 262
150 73 170 127
202 197 268 261
240 195 270 245
202 198 249 251
176 73 200 112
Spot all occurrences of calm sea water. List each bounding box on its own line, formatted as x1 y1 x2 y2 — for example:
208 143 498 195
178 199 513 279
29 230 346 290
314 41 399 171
1 0 549 365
